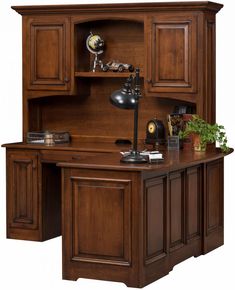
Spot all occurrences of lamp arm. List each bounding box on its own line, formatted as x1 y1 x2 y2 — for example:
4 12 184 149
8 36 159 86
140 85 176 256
132 67 141 154
133 101 139 153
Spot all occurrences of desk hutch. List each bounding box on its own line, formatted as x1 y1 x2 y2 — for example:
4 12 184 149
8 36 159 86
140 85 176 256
2 2 232 288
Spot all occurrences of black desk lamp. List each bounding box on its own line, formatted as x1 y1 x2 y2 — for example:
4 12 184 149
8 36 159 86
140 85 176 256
110 68 148 163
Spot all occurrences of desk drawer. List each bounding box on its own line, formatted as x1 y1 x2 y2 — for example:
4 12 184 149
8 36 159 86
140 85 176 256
40 150 104 163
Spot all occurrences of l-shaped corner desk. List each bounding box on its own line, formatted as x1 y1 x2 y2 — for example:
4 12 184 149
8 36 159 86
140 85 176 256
2 1 233 288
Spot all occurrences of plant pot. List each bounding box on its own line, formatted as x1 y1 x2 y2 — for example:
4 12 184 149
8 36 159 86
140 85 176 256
193 134 207 152
182 134 193 150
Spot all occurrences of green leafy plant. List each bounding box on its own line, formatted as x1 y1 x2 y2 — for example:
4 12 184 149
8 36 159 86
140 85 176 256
179 115 229 153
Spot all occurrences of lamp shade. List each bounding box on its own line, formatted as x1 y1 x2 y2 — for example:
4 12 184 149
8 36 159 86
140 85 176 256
110 90 136 110
110 77 137 110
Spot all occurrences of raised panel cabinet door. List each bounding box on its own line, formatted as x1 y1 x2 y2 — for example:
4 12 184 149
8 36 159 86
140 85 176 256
7 151 38 231
26 17 70 91
147 13 197 94
65 175 131 267
144 175 167 264
169 171 185 251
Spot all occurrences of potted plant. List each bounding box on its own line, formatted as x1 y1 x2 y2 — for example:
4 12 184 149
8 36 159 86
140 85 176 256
179 115 229 152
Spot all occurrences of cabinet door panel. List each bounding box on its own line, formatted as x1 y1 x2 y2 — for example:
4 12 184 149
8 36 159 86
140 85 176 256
7 151 38 230
144 176 167 264
186 166 201 242
68 176 131 266
206 160 223 234
169 171 185 251
202 159 224 254
147 14 197 94
28 17 70 91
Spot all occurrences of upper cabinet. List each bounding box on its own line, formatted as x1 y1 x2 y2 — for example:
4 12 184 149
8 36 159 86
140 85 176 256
146 13 197 95
12 1 223 132
25 16 71 92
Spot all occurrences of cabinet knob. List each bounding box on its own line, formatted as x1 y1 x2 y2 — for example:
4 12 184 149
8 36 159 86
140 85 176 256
64 77 70 83
147 79 152 84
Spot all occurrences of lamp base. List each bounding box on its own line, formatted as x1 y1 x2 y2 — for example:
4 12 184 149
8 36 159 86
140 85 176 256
120 151 148 164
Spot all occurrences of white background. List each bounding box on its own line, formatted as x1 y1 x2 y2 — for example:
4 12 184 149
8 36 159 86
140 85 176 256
0 0 234 289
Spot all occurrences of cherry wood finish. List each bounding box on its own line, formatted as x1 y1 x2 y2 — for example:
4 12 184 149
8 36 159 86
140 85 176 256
27 17 71 91
147 13 197 94
6 150 62 241
12 2 224 15
186 166 201 242
6 150 39 240
2 2 231 288
58 150 229 287
12 1 222 141
3 143 232 285
203 158 224 253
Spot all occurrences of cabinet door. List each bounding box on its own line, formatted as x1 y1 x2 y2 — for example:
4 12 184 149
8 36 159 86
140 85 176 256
146 13 197 94
7 151 38 232
203 159 224 253
63 173 132 267
26 17 70 91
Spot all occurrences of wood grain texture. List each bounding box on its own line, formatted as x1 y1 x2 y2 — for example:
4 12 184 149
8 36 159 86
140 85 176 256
41 163 62 240
169 171 185 250
186 166 201 241
3 1 230 288
62 169 135 285
18 2 220 143
144 176 167 264
6 150 40 241
147 13 197 94
202 159 224 254
60 153 226 287
12 2 223 16
71 177 131 265
28 17 70 91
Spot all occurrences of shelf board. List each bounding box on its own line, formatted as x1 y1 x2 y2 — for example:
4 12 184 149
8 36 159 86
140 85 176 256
75 71 143 78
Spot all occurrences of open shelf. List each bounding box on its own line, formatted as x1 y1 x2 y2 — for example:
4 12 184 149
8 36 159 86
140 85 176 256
75 20 144 75
75 71 143 78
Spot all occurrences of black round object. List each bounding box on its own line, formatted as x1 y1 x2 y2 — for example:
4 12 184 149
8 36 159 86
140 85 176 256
128 65 134 72
121 151 148 163
145 118 166 145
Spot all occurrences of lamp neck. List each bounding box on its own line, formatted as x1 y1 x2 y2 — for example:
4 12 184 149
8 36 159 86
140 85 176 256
133 101 139 153
122 76 133 95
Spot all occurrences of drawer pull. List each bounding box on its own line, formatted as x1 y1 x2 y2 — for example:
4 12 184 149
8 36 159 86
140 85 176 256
72 155 80 160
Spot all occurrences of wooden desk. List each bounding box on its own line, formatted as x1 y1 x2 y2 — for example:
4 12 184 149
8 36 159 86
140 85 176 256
57 148 231 287
2 141 232 286
58 151 231 287
3 1 231 287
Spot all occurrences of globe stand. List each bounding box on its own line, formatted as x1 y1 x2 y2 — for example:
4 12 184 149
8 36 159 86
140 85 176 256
92 53 103 72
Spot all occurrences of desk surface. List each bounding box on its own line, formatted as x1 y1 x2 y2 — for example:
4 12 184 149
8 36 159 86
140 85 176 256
3 141 232 172
58 148 233 172
2 141 132 152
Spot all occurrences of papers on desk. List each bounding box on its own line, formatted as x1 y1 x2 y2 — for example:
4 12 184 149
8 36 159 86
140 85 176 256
140 151 163 163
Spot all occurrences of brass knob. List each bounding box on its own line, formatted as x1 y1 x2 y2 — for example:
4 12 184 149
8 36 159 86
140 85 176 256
64 77 70 83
